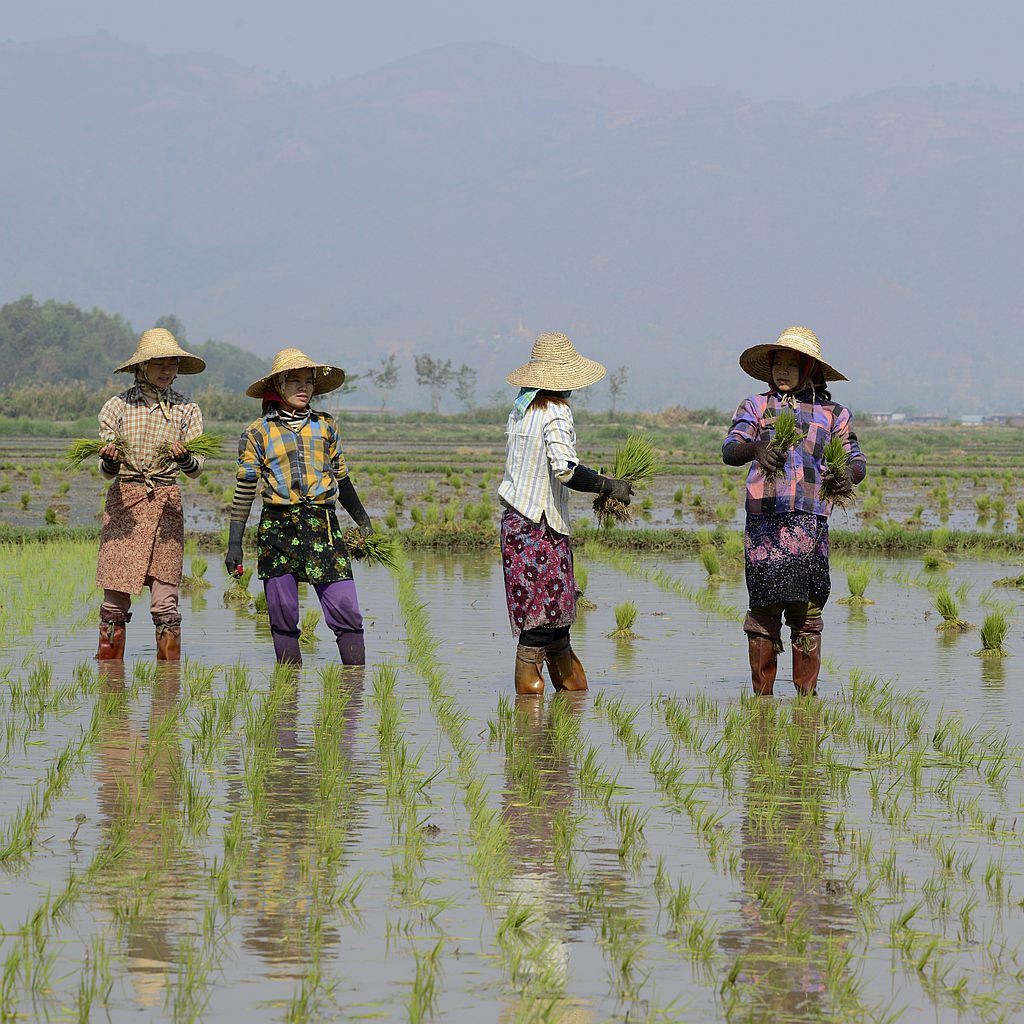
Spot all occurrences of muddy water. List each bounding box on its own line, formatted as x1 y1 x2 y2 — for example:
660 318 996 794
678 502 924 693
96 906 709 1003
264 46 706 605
1 548 1023 1022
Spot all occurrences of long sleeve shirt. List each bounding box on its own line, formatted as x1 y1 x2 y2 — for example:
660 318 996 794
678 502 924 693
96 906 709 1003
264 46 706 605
98 385 205 488
723 390 866 516
497 401 579 535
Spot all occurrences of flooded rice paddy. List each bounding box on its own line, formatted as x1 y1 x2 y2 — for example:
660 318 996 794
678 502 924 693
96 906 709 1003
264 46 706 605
2 540 1024 1022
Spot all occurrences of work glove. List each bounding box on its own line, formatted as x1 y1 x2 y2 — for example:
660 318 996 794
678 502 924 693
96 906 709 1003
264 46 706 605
225 520 245 576
563 463 634 505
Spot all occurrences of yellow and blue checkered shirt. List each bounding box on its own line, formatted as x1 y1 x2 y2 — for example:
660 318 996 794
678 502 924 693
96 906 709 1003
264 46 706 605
236 407 348 506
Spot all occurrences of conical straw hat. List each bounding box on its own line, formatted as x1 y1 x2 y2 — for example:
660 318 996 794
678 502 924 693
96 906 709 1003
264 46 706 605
245 347 346 398
739 326 848 383
506 333 606 391
114 328 206 375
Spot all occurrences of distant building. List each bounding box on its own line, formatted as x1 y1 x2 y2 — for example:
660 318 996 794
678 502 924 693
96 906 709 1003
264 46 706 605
960 415 985 426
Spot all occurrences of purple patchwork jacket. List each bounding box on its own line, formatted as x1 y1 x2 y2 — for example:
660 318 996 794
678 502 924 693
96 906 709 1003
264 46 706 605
723 390 867 516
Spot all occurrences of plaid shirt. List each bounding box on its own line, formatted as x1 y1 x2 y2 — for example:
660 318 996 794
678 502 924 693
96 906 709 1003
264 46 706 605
724 391 866 516
497 401 578 535
236 406 348 506
99 385 205 488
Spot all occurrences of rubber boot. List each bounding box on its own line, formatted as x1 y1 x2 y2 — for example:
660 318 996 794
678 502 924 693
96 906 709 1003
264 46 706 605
271 628 302 666
747 635 779 696
792 632 821 696
545 636 588 692
336 630 366 666
97 612 130 661
514 645 546 695
155 615 182 662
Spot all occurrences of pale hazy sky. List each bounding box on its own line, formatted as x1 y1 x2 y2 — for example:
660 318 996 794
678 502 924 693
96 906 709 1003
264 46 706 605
6 0 1024 103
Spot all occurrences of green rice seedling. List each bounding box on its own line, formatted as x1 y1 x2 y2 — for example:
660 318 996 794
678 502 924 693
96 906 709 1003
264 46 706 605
722 533 744 572
154 431 223 468
342 527 400 569
838 566 874 605
974 611 1009 658
222 567 253 608
922 548 954 571
408 937 446 1024
253 591 268 616
575 564 597 609
700 546 724 583
65 436 131 467
992 571 1024 589
593 433 657 524
762 409 805 483
19 493 30 509
608 600 638 639
931 526 951 551
934 588 972 632
385 510 398 530
673 487 684 504
820 435 856 507
181 555 211 592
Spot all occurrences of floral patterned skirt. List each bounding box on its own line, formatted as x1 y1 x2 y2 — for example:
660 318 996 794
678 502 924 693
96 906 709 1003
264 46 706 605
257 503 353 584
500 505 577 637
744 512 831 609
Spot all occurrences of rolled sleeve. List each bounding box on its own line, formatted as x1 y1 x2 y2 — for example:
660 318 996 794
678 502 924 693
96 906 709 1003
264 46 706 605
543 408 578 482
236 427 263 484
723 396 763 453
180 404 205 478
98 397 122 479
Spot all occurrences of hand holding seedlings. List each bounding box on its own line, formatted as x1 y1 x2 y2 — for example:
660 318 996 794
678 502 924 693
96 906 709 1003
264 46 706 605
820 436 857 508
760 410 805 482
752 437 787 474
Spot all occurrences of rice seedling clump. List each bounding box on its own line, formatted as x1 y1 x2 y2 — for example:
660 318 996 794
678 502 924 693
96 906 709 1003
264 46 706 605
974 611 1010 657
154 432 223 468
762 410 805 483
820 435 856 508
65 436 131 467
608 600 638 639
933 588 973 632
342 528 400 569
837 566 874 605
593 434 657 525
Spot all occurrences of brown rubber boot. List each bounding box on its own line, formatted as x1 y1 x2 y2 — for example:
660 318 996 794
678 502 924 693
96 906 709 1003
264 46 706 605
792 632 821 696
155 615 182 662
97 613 129 661
747 635 779 696
514 645 546 695
545 636 588 692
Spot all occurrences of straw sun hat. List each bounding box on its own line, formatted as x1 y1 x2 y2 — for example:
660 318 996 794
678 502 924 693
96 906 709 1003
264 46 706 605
245 347 346 399
739 326 848 384
114 328 206 375
506 333 606 391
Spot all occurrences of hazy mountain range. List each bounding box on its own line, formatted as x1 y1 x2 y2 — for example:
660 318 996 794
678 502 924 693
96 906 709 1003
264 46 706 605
2 35 1023 412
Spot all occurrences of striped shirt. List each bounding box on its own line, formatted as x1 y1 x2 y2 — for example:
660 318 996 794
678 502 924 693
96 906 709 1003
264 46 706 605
98 385 205 488
724 391 866 516
497 401 579 536
236 406 348 506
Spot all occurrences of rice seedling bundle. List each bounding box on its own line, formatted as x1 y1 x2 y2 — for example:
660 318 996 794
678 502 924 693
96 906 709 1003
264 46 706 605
933 588 972 632
923 549 955 571
593 434 657 525
974 611 1009 658
762 410 805 483
342 528 400 570
992 572 1024 589
838 566 874 605
223 567 254 609
575 564 597 609
700 547 724 583
65 436 131 468
820 436 856 508
181 556 211 592
299 610 321 647
154 432 223 469
608 600 638 639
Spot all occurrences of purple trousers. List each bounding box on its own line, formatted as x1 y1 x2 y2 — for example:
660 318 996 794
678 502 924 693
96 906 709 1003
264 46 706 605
264 574 365 665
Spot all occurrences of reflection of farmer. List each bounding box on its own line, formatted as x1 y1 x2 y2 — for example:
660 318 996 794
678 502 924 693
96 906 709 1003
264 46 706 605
723 328 866 695
719 705 855 1018
225 348 373 666
499 334 632 694
95 328 207 662
94 664 187 1007
235 676 365 965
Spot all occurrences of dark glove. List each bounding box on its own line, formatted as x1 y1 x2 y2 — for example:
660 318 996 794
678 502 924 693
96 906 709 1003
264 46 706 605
337 476 373 537
563 463 634 505
100 456 121 475
723 439 785 473
225 520 245 576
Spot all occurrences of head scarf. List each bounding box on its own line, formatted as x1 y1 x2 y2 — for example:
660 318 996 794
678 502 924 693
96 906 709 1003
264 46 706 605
134 360 176 420
511 388 572 420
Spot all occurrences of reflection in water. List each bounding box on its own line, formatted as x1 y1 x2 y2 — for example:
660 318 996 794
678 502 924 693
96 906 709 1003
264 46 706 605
498 695 595 1024
720 703 855 1021
235 668 367 970
94 662 188 1008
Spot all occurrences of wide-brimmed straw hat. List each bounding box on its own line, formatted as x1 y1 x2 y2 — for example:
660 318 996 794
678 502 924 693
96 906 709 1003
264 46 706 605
245 347 346 399
739 326 848 383
114 328 206 375
506 333 606 391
